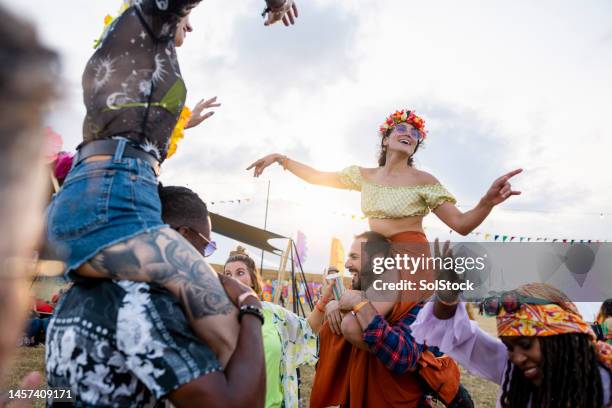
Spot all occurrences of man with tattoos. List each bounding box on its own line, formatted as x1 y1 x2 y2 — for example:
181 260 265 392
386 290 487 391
46 186 266 407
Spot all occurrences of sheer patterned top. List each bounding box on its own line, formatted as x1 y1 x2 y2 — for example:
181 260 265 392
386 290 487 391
82 0 200 162
336 165 456 219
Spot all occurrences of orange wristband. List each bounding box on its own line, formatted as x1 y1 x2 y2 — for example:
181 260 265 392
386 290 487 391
353 300 369 314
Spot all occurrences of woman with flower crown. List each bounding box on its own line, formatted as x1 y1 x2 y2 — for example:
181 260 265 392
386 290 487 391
248 110 522 405
248 109 521 245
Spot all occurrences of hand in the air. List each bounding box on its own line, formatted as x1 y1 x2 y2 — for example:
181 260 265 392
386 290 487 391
482 168 522 207
264 0 298 27
432 238 460 303
246 153 282 177
185 97 221 129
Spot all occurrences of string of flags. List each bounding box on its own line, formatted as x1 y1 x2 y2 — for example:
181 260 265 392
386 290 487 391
209 198 251 205
448 229 608 244
201 194 609 243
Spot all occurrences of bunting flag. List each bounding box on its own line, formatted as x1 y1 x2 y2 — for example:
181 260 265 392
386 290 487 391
447 229 609 244
294 230 308 268
329 237 345 273
209 198 251 205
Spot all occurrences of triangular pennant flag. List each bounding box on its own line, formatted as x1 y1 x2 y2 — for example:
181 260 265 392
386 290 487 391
510 236 515 241
519 237 524 242
552 239 558 242
329 237 345 273
502 235 508 242
494 235 500 241
527 238 532 242
484 233 491 240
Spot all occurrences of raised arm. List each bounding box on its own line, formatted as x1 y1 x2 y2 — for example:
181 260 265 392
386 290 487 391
411 239 507 384
433 168 523 236
306 277 335 333
246 153 347 189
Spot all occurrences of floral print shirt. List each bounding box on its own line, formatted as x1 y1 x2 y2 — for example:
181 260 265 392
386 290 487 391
262 301 318 408
46 280 221 407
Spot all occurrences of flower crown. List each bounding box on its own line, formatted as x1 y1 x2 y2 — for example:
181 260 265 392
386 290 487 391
379 109 427 139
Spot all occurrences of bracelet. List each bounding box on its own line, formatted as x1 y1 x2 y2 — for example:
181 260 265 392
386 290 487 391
262 0 287 17
315 295 330 312
239 304 265 325
277 155 289 170
352 300 369 314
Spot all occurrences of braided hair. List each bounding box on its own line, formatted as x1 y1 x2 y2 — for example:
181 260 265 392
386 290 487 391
501 333 610 407
500 283 612 407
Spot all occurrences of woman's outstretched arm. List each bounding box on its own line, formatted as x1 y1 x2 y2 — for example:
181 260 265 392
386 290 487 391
434 168 522 235
247 153 347 188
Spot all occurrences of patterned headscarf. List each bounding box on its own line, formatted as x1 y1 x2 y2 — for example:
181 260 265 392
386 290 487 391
497 302 612 369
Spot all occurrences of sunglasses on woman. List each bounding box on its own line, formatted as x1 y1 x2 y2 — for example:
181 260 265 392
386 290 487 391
395 124 423 141
173 225 217 257
480 291 550 317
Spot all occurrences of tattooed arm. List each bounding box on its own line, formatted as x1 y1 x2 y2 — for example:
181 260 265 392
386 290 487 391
169 275 266 408
79 227 239 367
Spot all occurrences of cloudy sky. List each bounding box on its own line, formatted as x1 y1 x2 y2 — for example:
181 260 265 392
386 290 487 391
10 0 612 279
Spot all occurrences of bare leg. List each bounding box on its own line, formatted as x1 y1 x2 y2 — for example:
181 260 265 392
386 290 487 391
77 227 238 367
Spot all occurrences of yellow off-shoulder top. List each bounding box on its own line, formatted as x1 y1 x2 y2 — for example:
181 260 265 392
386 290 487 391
337 165 457 219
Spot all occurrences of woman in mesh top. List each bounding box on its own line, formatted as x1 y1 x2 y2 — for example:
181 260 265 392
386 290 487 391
46 0 299 367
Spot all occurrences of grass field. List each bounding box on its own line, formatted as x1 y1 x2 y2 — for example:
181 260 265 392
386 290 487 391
4 315 500 407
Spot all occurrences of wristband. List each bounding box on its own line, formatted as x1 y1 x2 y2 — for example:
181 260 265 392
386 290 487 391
277 155 289 170
315 295 331 313
352 300 369 314
239 304 265 325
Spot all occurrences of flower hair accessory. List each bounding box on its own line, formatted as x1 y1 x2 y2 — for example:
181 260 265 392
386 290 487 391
379 109 427 140
166 106 192 159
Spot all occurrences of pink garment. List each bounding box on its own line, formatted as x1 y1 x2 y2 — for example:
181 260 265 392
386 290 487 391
410 302 611 407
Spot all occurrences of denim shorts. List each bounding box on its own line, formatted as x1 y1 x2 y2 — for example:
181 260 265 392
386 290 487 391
46 141 166 275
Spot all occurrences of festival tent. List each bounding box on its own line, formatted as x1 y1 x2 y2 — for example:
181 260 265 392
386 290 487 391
209 212 284 255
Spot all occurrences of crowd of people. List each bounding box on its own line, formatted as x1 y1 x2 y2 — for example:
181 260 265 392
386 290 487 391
0 0 611 407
